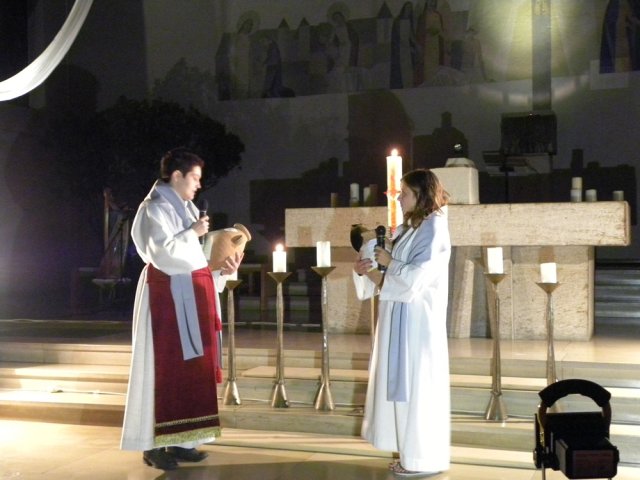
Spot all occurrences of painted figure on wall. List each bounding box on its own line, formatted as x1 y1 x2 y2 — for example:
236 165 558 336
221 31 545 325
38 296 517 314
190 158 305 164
390 2 417 89
600 0 640 73
417 0 445 85
230 12 258 99
326 3 360 92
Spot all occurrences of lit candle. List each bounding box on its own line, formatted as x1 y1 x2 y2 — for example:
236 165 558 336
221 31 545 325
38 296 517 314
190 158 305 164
273 244 287 272
540 262 557 283
486 247 503 274
386 149 403 232
316 241 331 267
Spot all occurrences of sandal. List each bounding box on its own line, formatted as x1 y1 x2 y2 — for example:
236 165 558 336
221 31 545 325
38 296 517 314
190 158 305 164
388 460 400 471
390 462 433 477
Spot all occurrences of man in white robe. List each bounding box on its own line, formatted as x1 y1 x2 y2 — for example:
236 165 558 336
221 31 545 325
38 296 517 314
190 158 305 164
121 148 241 470
354 171 451 475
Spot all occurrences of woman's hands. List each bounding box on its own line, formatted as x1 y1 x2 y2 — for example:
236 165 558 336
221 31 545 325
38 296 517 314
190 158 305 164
374 245 392 268
353 252 373 276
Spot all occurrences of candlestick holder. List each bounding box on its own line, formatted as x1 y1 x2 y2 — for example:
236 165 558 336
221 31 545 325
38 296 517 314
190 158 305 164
311 266 336 411
222 279 243 406
536 282 561 387
484 272 508 422
267 271 292 408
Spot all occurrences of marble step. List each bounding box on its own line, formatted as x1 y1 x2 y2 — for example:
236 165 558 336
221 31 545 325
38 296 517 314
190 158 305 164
1 389 638 466
2 360 639 427
216 428 538 470
596 270 640 285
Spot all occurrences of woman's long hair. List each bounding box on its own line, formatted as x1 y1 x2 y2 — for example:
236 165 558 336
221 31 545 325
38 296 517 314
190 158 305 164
401 169 449 228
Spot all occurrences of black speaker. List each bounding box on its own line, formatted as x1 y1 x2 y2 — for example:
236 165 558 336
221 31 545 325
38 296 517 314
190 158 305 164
501 111 557 156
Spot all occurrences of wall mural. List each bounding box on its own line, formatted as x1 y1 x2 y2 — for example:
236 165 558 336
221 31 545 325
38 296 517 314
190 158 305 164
215 1 487 100
214 0 640 101
600 0 640 73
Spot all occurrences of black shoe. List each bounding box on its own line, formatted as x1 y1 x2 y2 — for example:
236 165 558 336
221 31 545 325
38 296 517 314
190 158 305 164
166 446 209 462
143 448 178 470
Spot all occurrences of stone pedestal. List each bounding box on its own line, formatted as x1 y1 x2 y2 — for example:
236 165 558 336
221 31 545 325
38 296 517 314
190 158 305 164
285 202 630 340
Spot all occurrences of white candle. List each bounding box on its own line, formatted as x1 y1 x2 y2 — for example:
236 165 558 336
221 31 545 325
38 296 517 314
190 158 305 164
272 244 287 272
613 190 624 201
486 247 503 274
571 177 582 190
350 183 360 206
570 189 582 202
386 149 403 231
227 270 238 281
363 186 371 205
540 262 557 283
585 189 597 202
316 241 331 267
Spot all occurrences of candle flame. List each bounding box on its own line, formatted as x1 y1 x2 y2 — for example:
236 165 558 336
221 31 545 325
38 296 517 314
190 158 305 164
391 148 398 156
275 243 284 252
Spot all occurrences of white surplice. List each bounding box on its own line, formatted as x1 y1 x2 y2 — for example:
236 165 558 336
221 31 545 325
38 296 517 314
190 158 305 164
120 183 227 451
353 207 451 473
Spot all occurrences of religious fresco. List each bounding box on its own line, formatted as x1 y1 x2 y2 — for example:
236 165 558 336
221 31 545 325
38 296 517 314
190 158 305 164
599 0 640 73
214 1 485 100
213 0 639 101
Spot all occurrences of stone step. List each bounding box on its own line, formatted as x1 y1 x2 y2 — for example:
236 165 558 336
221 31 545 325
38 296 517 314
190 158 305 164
596 271 640 286
596 286 640 301
2 361 639 426
1 390 638 466
596 303 640 318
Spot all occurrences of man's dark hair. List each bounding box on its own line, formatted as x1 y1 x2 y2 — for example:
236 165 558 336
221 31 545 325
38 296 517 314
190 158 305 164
159 147 205 182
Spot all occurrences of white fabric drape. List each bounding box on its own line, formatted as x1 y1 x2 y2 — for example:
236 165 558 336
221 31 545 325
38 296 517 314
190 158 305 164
0 0 93 101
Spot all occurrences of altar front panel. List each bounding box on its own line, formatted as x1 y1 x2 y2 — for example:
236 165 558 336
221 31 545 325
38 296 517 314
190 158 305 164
285 202 629 339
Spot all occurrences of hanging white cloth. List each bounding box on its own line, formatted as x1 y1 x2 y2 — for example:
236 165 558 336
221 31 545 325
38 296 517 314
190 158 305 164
0 0 93 101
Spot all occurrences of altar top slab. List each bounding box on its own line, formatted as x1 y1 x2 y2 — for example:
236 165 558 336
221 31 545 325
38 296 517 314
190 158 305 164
285 202 630 248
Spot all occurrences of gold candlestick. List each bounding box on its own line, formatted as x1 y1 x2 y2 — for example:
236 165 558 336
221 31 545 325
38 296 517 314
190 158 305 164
223 279 243 406
311 266 336 411
268 271 292 408
536 282 561 387
484 272 508 422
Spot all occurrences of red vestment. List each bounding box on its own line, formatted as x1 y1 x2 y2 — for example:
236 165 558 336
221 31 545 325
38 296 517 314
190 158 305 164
147 264 222 445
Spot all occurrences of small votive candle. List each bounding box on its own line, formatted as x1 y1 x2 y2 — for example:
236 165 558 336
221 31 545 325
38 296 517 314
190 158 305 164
350 183 360 206
613 190 624 201
486 247 503 274
571 177 582 190
363 186 371 205
316 241 331 267
585 189 597 202
570 189 582 202
330 192 339 207
540 262 557 283
273 244 287 272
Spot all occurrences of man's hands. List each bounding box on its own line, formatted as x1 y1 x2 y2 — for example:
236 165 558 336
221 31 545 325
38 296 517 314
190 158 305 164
192 215 210 237
221 251 244 276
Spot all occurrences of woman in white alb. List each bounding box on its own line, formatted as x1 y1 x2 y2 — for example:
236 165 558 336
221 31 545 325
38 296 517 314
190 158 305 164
353 168 451 476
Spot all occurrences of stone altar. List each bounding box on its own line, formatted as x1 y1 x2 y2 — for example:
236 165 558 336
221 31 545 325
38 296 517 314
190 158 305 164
285 202 630 340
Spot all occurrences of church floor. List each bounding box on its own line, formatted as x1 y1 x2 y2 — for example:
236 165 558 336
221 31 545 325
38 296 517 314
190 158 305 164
1 319 639 479
2 419 638 480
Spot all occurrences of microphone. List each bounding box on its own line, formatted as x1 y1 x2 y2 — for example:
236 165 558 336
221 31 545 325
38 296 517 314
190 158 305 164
375 225 387 272
197 198 209 245
197 198 209 219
